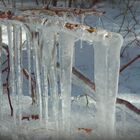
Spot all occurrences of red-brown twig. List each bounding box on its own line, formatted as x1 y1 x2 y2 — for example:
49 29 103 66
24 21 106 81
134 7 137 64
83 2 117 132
72 67 95 90
120 54 140 73
116 98 140 115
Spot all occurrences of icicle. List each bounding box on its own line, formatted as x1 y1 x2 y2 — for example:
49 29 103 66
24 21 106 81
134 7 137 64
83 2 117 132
50 33 60 138
41 31 49 125
94 38 109 139
26 32 32 99
81 14 85 25
42 55 49 124
14 26 23 125
7 25 16 122
59 32 75 139
39 29 50 127
42 31 60 137
98 16 101 27
94 31 123 139
32 31 43 124
80 14 85 49
0 26 3 120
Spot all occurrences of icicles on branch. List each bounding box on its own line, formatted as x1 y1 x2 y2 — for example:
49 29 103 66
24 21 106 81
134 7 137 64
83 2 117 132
0 18 125 140
59 33 75 139
7 25 14 117
0 26 3 119
14 26 23 124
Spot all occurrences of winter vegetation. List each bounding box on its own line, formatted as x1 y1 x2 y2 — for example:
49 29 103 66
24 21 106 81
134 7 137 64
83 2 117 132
0 0 140 140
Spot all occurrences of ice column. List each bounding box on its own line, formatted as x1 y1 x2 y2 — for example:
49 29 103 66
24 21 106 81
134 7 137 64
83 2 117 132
41 34 49 124
7 25 16 122
0 26 3 119
26 32 32 102
94 32 123 139
32 31 43 123
14 26 23 124
59 33 75 138
42 31 58 126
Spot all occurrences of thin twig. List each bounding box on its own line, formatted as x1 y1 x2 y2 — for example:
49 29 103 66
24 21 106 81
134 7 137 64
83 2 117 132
116 98 140 115
120 54 140 73
72 67 95 90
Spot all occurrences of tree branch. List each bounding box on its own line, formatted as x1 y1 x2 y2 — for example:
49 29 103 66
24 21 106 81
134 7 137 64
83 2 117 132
120 54 140 73
72 67 140 115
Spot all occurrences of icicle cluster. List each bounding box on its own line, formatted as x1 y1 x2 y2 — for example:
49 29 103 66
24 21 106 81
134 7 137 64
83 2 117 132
0 18 123 140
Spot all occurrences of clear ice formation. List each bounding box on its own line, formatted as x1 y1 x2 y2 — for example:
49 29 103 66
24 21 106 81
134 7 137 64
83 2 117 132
0 17 123 139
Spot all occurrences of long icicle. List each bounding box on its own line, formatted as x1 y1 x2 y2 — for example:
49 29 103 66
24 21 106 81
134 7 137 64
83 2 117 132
50 33 59 138
0 26 3 119
7 25 14 117
15 26 23 125
26 31 32 103
59 33 75 139
33 31 42 123
41 30 50 126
